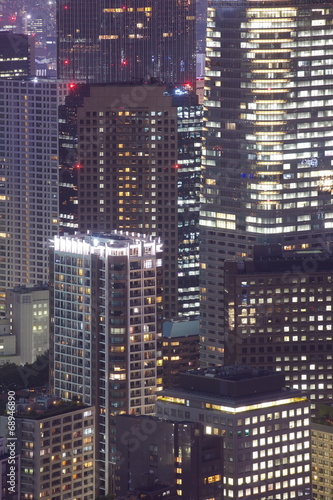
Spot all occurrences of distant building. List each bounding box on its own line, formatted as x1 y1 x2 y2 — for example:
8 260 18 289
50 232 163 494
6 286 49 364
0 78 69 315
162 319 200 388
224 245 333 408
312 404 333 500
0 32 35 79
115 415 223 500
157 366 312 500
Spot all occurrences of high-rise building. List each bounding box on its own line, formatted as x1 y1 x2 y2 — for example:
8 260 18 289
115 415 223 499
224 245 333 409
57 0 196 85
60 83 201 318
200 0 333 366
0 78 68 315
50 231 163 494
76 84 179 318
0 32 35 79
157 366 313 500
173 88 202 317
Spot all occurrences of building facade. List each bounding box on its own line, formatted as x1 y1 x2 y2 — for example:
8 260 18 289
312 405 333 500
76 85 179 318
0 78 68 315
50 232 163 493
16 402 95 500
59 83 201 318
200 0 333 366
57 0 196 84
224 245 333 410
173 88 201 317
157 367 312 500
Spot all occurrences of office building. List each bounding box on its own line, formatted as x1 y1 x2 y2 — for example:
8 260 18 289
157 366 312 500
162 319 200 388
0 32 35 79
224 245 333 409
15 399 95 500
0 78 68 315
57 0 196 84
115 415 223 499
173 87 201 317
200 0 333 366
50 232 163 494
312 404 333 500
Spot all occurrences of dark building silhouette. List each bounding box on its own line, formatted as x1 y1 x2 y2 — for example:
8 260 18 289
57 0 196 85
115 415 223 500
0 32 35 78
224 244 333 410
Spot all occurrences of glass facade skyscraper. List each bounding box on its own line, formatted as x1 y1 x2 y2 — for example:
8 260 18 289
57 0 196 84
200 0 333 366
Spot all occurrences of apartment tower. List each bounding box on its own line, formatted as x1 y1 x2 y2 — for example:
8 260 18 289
50 232 163 493
200 0 333 365
0 78 68 315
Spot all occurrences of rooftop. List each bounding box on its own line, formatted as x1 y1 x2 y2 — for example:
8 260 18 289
225 244 333 276
161 366 306 401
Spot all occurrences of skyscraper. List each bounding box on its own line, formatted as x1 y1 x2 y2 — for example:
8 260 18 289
60 83 201 318
0 78 68 315
200 0 333 366
50 232 163 493
76 84 179 318
57 0 196 85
